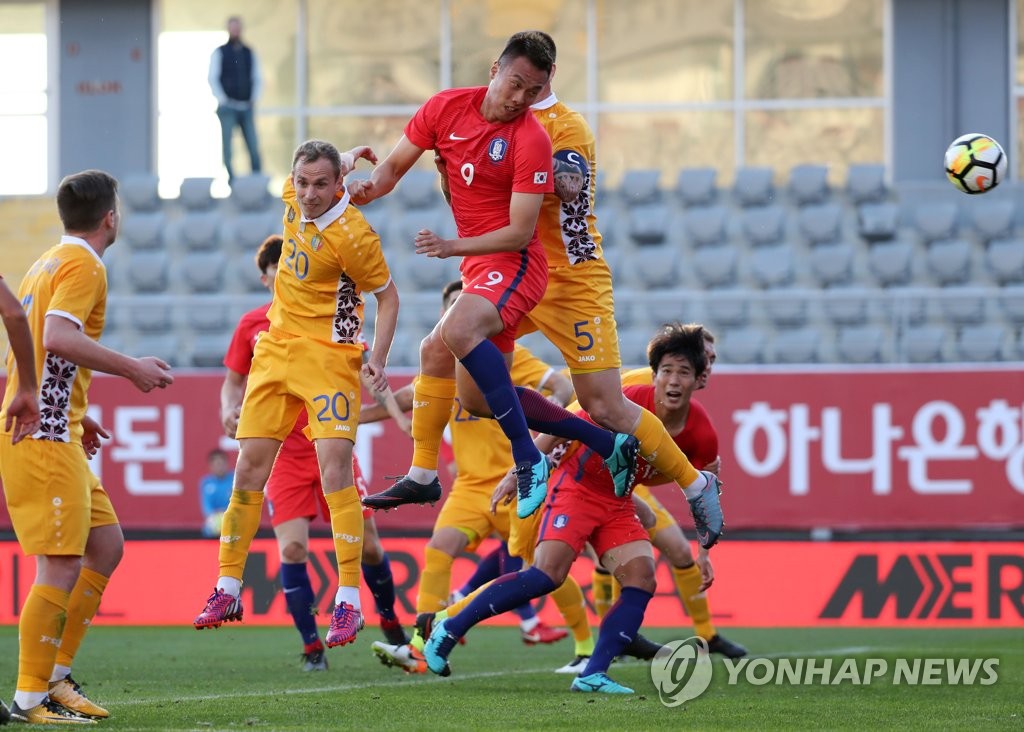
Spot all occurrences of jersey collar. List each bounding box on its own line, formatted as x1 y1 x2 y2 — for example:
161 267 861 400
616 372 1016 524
60 235 104 266
531 92 558 111
301 189 350 231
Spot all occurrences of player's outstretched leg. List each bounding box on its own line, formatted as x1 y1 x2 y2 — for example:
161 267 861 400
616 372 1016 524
193 588 244 629
687 471 725 549
514 455 549 519
361 475 442 511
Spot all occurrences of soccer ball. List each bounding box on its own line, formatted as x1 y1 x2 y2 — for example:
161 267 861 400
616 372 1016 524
944 133 1007 194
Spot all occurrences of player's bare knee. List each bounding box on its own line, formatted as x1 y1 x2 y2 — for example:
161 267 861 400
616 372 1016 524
427 528 465 557
617 557 657 594
280 541 308 564
661 539 694 567
532 557 570 587
419 330 452 372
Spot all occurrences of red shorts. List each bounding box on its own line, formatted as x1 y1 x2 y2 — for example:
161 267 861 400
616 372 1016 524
265 432 371 526
461 247 547 353
536 471 649 558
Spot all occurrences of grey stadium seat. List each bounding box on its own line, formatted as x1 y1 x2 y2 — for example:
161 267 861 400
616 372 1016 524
763 294 808 328
684 205 729 248
749 244 795 288
741 205 786 247
788 164 829 206
901 324 947 363
627 203 672 246
224 210 282 252
718 326 767 364
120 173 160 212
616 329 652 367
732 167 774 207
771 328 822 364
190 332 232 368
955 324 1006 362
925 239 972 285
702 290 751 329
126 252 170 293
823 286 871 326
935 287 987 324
229 173 271 212
837 325 886 363
618 168 661 206
986 238 1024 284
809 242 855 287
178 177 215 211
846 163 886 204
120 211 166 251
912 202 959 243
135 333 181 366
179 210 222 251
857 202 899 243
799 202 843 246
233 250 270 293
627 243 681 289
969 198 1015 244
395 169 447 210
692 243 739 287
675 167 717 207
867 240 915 286
1000 285 1024 323
184 302 231 333
130 300 172 332
182 251 228 293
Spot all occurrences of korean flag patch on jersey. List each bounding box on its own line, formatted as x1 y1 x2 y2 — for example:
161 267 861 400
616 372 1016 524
488 137 508 162
533 172 548 184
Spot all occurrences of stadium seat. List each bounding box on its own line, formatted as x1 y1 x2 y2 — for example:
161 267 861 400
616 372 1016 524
618 169 661 206
822 286 872 326
969 198 1015 244
884 287 928 325
732 167 774 207
674 167 717 207
395 169 446 210
98 332 126 355
120 211 166 251
182 251 228 293
190 332 232 367
135 333 182 366
718 326 767 364
925 239 972 285
224 210 282 252
232 251 269 293
857 202 899 243
740 205 786 247
912 202 959 243
763 294 808 328
999 285 1024 323
126 252 170 293
178 177 215 210
900 324 948 363
684 205 729 248
986 238 1024 284
771 328 822 364
748 244 794 288
808 242 855 287
184 301 231 333
692 243 739 287
120 173 160 212
702 290 750 329
845 163 887 204
955 324 1006 362
627 243 681 289
627 203 672 246
178 210 222 251
798 202 843 246
130 300 172 333
787 164 829 206
935 287 987 324
229 173 271 211
836 325 886 363
867 240 915 286
616 328 652 367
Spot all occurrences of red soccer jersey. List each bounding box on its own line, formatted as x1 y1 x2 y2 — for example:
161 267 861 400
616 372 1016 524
556 385 718 495
405 87 553 269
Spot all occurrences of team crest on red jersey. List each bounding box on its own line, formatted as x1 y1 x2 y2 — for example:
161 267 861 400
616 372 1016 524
488 138 508 162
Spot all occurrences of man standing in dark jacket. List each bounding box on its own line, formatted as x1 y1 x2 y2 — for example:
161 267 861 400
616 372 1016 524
208 16 262 183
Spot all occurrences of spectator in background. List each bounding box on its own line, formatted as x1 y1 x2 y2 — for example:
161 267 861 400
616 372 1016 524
208 16 262 183
199 448 233 538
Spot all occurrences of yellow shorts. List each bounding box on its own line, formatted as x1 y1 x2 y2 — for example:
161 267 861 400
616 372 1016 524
435 481 511 553
519 259 621 373
0 437 118 556
633 483 678 539
508 506 544 564
237 330 363 442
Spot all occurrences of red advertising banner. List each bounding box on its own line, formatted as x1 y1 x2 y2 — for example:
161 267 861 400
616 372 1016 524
2 366 1024 531
1 539 1020 627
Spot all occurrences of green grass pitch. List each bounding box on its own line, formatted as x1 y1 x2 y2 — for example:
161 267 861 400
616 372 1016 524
1 625 1020 730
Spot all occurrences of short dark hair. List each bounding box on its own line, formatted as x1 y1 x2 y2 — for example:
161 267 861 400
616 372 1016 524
647 322 708 377
498 32 554 75
292 140 343 179
57 170 118 232
508 30 556 62
441 279 463 304
255 235 283 274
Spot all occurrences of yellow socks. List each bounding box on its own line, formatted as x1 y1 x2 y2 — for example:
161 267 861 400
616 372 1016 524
551 577 594 656
634 407 700 487
217 489 264 581
411 375 456 471
591 567 614 619
418 547 455 613
17 584 70 694
674 563 715 639
325 487 363 587
54 568 108 668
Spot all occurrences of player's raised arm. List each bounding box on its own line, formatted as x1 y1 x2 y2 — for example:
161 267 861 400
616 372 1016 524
359 382 413 425
348 136 423 205
416 191 544 258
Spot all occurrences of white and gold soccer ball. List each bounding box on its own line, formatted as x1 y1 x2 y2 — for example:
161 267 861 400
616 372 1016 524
944 133 1007 194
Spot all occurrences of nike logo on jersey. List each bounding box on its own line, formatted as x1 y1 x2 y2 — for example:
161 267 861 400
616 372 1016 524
449 133 468 140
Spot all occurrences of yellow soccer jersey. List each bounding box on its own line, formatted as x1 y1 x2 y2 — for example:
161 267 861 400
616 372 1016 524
271 178 392 347
0 237 106 444
620 367 653 387
532 94 603 267
450 344 554 491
